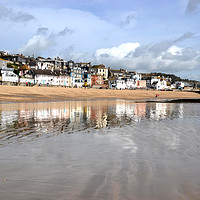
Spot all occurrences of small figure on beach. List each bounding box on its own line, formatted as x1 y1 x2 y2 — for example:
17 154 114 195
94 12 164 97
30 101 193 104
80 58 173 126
155 94 159 97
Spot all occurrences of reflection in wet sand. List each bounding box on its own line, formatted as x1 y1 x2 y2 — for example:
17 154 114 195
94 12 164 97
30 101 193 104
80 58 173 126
0 100 200 200
0 101 184 143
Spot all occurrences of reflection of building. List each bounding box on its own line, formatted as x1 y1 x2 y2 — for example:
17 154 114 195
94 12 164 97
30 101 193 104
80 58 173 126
0 110 19 128
70 104 84 123
149 103 181 120
151 103 168 119
0 101 185 139
34 108 70 121
116 102 135 118
89 104 108 128
135 103 146 118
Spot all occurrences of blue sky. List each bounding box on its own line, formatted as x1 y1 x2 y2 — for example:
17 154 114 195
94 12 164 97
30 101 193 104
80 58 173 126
0 0 200 80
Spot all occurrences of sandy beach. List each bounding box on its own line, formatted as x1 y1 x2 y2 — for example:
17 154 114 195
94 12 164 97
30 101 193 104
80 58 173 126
0 85 200 102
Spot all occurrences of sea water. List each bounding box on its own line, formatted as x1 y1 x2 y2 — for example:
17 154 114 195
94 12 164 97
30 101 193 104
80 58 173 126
0 100 200 200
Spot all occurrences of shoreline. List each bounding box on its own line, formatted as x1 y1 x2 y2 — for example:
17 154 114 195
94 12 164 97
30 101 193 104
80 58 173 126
1 98 200 105
0 85 200 103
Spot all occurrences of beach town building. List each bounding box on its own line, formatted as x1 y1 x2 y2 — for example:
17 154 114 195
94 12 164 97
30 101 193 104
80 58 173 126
125 78 137 89
91 75 104 88
37 57 68 70
175 81 194 90
19 65 31 77
109 77 127 89
0 53 34 65
147 76 168 90
30 57 66 71
0 58 7 69
28 59 92 87
175 81 185 89
92 65 108 80
108 68 143 89
137 80 147 88
66 60 92 87
108 68 139 79
67 60 84 87
18 65 35 84
108 68 127 89
183 82 194 90
125 72 143 89
108 68 126 79
30 60 54 71
0 51 7 56
109 78 144 90
115 79 126 89
26 69 70 86
0 58 18 83
79 62 92 87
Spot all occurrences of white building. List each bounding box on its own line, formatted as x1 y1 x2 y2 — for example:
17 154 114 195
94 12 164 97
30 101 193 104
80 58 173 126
30 60 54 71
0 58 18 83
175 82 184 89
20 77 34 84
116 79 126 89
131 73 142 81
150 77 168 90
28 69 70 86
126 78 137 89
97 66 108 80
37 61 54 70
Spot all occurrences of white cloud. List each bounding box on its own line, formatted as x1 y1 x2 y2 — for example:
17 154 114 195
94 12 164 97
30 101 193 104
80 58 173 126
18 35 55 55
95 43 140 59
167 46 182 55
94 41 200 76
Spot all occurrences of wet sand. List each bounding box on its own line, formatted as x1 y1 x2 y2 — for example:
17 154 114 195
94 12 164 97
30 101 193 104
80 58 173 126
1 101 200 199
0 85 200 102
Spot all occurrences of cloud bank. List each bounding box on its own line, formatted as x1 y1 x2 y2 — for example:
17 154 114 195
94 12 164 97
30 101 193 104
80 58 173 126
18 35 56 55
94 33 200 78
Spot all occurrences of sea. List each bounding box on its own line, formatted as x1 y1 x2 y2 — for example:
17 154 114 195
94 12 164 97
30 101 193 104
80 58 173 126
0 100 200 200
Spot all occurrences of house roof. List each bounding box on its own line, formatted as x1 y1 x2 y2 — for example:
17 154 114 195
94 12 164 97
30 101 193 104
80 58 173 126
109 69 121 73
20 65 30 70
91 74 103 77
127 71 136 75
31 69 68 76
184 82 193 87
92 65 106 69
31 69 54 76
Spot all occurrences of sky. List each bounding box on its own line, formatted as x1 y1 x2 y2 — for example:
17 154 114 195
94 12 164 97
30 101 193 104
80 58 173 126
0 0 200 80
